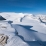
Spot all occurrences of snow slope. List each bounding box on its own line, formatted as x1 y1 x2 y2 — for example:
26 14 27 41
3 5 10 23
0 21 29 46
0 12 46 46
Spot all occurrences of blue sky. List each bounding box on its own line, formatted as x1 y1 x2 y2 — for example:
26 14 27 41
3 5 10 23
0 0 46 14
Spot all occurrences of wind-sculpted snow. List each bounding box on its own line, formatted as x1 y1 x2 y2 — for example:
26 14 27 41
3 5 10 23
0 21 46 46
0 21 29 46
11 24 46 46
0 12 46 46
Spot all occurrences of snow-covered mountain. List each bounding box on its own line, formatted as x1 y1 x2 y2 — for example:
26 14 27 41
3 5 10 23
0 12 46 46
0 12 36 21
0 12 46 23
0 12 46 33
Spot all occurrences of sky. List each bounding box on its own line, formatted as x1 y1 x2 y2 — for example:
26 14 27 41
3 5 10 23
0 0 46 14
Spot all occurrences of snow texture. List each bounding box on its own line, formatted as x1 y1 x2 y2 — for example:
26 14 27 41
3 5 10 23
0 12 46 46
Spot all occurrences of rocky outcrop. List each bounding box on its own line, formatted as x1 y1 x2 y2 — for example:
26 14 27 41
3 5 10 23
0 34 8 46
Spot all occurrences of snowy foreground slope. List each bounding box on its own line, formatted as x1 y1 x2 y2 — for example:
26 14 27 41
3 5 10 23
0 21 29 46
0 12 46 46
